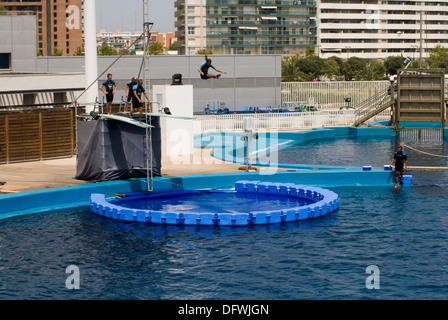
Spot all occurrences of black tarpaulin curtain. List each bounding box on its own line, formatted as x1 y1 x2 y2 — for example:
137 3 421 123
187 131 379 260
75 117 161 182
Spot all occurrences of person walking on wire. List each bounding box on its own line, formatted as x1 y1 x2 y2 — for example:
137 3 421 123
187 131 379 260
132 79 151 124
198 55 226 80
389 145 408 185
100 73 117 115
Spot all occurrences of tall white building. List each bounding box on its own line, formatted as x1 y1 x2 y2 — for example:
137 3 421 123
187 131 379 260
317 0 448 60
175 0 207 55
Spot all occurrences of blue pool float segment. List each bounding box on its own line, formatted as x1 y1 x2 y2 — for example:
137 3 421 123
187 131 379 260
403 174 413 184
90 181 340 227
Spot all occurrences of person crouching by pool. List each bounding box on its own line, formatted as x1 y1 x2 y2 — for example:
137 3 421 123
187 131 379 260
132 80 151 124
198 55 227 80
389 145 408 184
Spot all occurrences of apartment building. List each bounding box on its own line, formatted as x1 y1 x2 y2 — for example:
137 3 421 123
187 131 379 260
175 0 207 55
96 29 176 54
317 0 448 60
175 0 317 55
2 0 83 56
96 29 155 53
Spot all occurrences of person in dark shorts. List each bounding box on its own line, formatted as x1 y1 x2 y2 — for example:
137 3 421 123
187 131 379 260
100 73 117 114
389 145 408 184
198 55 226 80
124 76 138 117
132 79 151 124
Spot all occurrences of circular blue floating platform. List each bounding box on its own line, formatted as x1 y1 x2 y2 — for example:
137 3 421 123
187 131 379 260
90 181 340 227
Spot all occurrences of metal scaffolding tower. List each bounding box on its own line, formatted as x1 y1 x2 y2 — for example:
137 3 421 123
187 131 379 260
142 0 154 191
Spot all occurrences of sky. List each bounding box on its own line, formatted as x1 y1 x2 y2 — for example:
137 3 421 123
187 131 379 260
95 0 176 33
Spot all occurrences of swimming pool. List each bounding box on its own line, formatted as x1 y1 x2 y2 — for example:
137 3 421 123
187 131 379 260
1 170 447 300
1 127 447 299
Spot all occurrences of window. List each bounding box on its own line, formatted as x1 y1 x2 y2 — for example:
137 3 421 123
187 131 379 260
188 27 195 35
0 53 11 70
188 16 195 25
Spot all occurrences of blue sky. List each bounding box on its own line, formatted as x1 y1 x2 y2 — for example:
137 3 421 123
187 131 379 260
95 0 175 33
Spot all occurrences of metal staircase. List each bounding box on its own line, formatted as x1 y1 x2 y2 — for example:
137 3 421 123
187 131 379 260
353 86 396 127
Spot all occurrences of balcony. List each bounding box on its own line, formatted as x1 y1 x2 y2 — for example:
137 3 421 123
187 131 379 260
207 39 316 47
206 0 316 7
206 19 316 27
207 29 316 37
206 9 316 17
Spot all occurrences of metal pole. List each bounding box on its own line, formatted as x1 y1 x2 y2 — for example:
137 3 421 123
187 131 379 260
143 0 153 191
84 0 98 113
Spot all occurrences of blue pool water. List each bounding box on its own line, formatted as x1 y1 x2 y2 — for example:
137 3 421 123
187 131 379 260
114 191 314 213
268 136 448 168
0 137 447 299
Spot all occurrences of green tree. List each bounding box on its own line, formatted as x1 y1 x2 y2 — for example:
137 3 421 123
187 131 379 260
305 46 315 58
97 42 117 56
168 42 177 51
321 59 339 80
384 55 405 76
0 1 7 15
342 57 366 81
409 59 427 69
297 55 323 80
73 45 85 56
427 45 448 72
328 56 344 76
363 60 386 80
281 55 308 82
147 42 164 55
52 48 63 56
196 48 213 55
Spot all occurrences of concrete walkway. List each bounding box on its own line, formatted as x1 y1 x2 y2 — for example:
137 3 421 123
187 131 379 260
0 148 277 193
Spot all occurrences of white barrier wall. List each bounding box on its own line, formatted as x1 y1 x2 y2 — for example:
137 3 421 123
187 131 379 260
281 81 390 110
152 84 194 157
36 55 282 109
193 110 391 134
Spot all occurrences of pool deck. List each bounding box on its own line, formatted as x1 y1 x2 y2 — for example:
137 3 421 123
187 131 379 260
0 148 276 193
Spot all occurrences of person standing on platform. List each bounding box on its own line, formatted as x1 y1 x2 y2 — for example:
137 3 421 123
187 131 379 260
124 76 138 117
100 73 117 115
132 79 151 124
389 145 408 185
